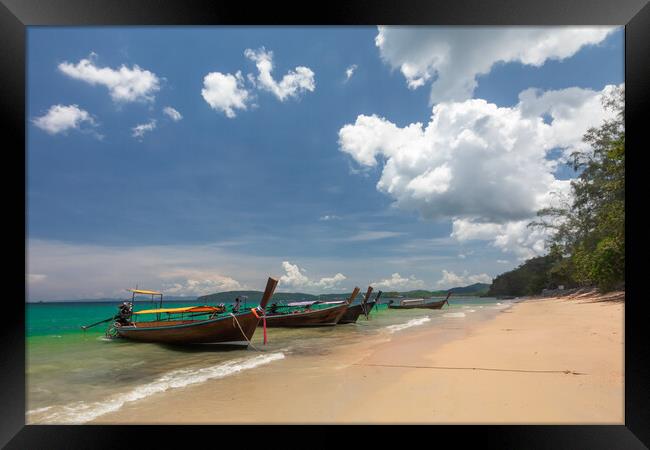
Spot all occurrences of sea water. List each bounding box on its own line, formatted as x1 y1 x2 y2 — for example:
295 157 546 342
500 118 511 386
26 297 515 423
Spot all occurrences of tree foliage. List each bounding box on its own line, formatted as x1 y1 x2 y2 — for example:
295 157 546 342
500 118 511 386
492 86 625 295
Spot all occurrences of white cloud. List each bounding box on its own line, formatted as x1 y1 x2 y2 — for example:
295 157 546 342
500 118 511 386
345 64 358 81
279 261 346 291
131 119 156 138
375 26 615 103
245 47 315 101
58 55 160 103
497 260 510 264
339 84 619 258
319 215 341 221
163 106 182 121
25 239 268 301
451 218 552 260
201 71 250 118
32 104 95 135
27 273 47 283
159 269 242 296
372 272 425 290
344 231 404 241
436 270 492 289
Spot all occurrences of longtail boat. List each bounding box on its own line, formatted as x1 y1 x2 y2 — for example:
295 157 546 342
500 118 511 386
261 287 361 327
388 292 451 310
338 286 375 324
363 290 382 314
83 277 278 346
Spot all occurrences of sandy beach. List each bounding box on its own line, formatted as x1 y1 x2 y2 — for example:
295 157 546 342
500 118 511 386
93 293 624 424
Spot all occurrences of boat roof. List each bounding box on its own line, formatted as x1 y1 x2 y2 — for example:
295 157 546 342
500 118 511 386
129 289 163 295
286 301 318 307
133 305 222 315
401 298 426 304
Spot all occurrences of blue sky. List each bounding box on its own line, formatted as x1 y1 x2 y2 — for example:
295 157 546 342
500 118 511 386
26 26 623 300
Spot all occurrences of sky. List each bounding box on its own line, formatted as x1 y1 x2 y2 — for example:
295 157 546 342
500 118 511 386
26 26 624 300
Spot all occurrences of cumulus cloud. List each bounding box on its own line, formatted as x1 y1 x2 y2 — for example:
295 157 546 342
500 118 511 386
58 54 160 103
339 84 619 258
245 47 315 101
163 106 182 121
345 64 358 81
159 269 242 296
375 26 615 103
372 272 425 290
201 71 250 118
32 104 96 135
279 261 346 291
131 119 156 138
436 270 492 289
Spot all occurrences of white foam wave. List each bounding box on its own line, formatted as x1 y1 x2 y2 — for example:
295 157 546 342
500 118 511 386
443 312 466 318
492 301 514 310
27 352 285 424
385 317 430 333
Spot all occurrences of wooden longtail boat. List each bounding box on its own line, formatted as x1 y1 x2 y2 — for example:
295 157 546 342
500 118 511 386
338 286 376 324
387 292 451 310
261 287 361 327
105 277 278 346
363 290 383 314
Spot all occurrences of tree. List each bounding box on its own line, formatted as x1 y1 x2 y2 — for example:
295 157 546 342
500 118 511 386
530 85 624 292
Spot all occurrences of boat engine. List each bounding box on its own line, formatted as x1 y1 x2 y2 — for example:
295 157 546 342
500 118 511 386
116 301 133 325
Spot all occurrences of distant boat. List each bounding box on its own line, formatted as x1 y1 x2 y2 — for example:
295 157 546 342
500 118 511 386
261 287 361 327
388 292 451 310
85 278 278 346
338 288 382 324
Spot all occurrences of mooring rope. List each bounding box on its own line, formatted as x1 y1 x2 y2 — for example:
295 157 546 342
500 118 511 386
229 313 261 352
352 363 586 375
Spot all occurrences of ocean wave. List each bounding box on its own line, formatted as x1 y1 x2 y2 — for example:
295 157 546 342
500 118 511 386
385 317 430 333
27 352 285 424
443 312 466 318
492 301 514 310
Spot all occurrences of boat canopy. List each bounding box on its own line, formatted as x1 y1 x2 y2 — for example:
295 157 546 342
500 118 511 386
129 289 162 296
318 300 346 305
133 305 222 315
400 298 426 305
286 301 318 307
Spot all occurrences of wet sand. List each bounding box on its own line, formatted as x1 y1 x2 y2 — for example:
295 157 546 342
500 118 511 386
93 293 624 424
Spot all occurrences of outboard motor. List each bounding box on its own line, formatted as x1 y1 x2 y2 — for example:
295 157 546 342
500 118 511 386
116 301 133 325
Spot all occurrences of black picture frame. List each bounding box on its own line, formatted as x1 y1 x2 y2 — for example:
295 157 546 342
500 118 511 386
3 0 648 447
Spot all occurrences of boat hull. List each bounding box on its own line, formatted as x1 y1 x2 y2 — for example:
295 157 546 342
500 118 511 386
261 303 349 327
338 301 376 324
116 311 259 345
388 299 447 310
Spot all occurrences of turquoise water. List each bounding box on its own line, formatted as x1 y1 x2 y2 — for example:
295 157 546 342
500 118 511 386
26 297 512 423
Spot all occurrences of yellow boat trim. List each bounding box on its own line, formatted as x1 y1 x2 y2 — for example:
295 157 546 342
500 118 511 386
134 305 223 315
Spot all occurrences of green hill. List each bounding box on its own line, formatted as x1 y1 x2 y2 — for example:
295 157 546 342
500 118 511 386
449 283 490 296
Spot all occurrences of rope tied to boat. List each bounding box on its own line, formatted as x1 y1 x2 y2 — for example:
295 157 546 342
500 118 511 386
229 313 261 352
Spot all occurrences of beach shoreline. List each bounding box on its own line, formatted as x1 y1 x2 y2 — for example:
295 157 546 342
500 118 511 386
87 292 623 424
